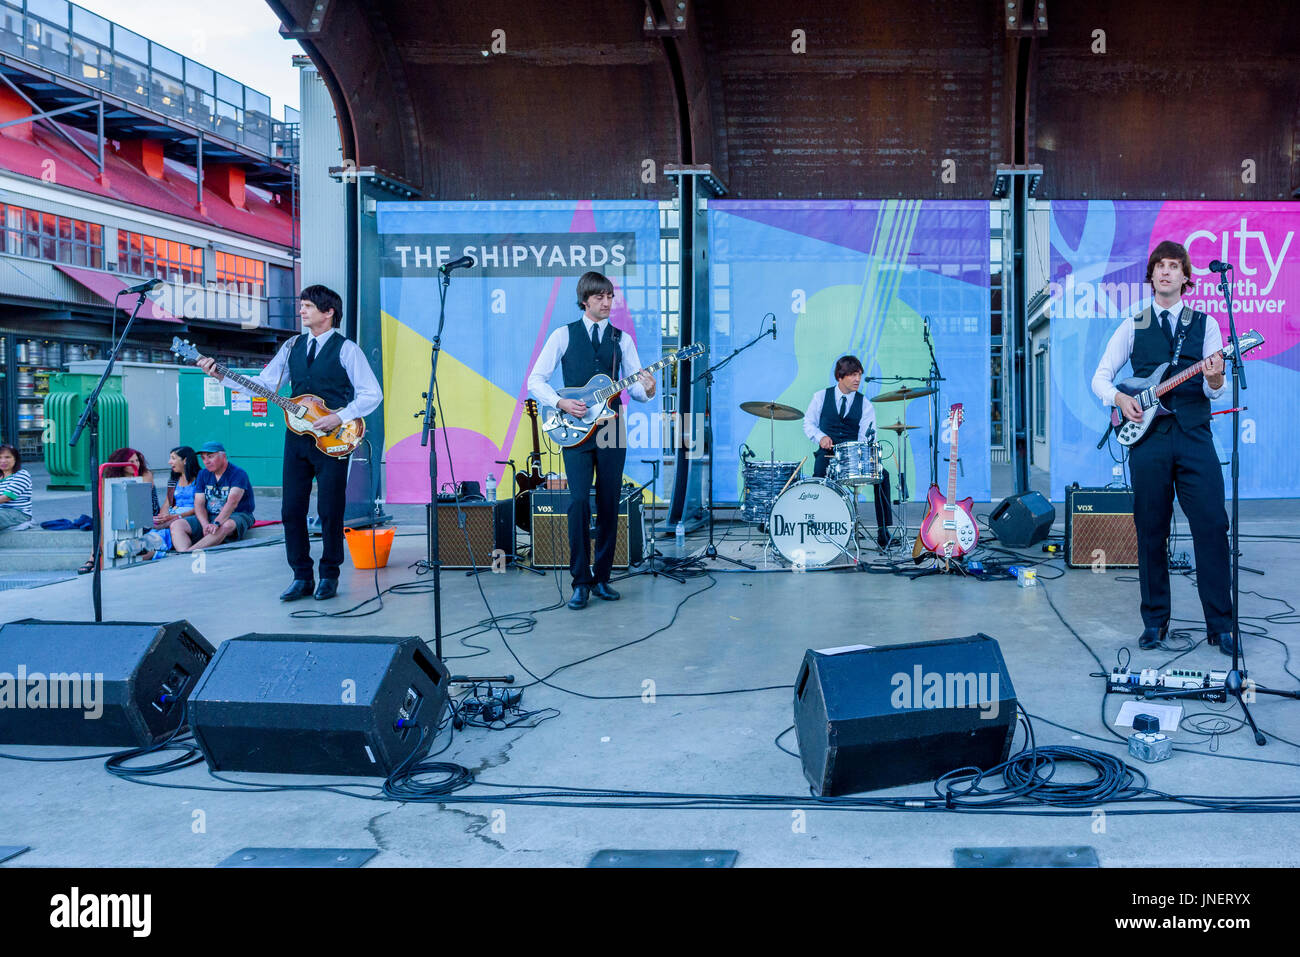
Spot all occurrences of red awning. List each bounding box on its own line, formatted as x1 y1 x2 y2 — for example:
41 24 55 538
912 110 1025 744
55 265 182 324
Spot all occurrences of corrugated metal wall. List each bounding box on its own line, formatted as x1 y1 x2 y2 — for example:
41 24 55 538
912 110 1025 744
298 63 347 290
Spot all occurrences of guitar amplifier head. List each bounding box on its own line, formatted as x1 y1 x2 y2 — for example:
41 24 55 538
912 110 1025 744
530 489 644 570
1065 484 1139 569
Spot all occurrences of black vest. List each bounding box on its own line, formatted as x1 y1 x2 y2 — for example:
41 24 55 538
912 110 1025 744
818 387 863 444
559 319 623 409
1130 305 1210 430
288 332 354 410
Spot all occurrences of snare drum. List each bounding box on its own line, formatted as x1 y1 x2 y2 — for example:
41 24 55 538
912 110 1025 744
741 460 802 524
829 440 882 486
768 478 855 567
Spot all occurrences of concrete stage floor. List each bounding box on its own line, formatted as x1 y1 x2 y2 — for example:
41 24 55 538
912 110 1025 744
1 502 1298 868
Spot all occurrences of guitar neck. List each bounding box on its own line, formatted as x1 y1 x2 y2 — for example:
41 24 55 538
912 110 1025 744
1153 350 1221 398
204 359 297 414
945 420 960 506
594 355 673 402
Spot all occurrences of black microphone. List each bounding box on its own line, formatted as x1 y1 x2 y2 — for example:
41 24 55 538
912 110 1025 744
1208 260 1232 273
439 255 476 274
123 277 163 294
923 315 931 341
771 316 778 341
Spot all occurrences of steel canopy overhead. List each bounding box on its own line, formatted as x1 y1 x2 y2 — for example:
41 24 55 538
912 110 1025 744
268 0 1300 201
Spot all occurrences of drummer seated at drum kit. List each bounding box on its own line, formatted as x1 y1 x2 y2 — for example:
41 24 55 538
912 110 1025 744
802 355 894 548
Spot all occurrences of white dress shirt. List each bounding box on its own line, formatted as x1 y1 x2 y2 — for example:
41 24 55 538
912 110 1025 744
527 316 651 407
1091 301 1227 408
219 327 383 423
803 386 878 444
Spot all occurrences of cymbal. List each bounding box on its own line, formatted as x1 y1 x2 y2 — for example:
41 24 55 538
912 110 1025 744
740 400 803 421
878 423 921 433
871 385 937 403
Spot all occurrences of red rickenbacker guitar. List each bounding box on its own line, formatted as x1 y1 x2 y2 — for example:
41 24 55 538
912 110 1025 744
913 403 979 566
513 398 545 531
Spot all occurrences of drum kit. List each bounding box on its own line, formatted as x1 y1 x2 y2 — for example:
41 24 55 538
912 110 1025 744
738 382 938 567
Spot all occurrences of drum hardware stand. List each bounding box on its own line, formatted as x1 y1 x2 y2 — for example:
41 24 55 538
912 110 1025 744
611 460 686 584
689 324 773 570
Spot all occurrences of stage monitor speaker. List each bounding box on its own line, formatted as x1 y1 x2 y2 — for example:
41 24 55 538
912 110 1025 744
793 635 1018 796
530 488 644 570
0 619 215 747
428 500 514 569
189 634 450 777
1065 484 1138 569
989 491 1055 547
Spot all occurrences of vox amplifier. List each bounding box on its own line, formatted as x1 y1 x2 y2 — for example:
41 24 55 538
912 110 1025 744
1065 484 1138 569
530 488 644 569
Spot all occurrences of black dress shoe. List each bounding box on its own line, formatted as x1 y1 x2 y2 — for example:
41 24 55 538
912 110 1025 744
567 586 590 610
280 579 314 601
314 579 339 600
1211 631 1237 657
592 582 620 601
1138 624 1168 650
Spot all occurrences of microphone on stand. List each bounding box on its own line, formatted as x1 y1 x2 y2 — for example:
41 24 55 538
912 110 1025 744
439 255 476 274
922 315 931 342
122 277 163 295
1208 260 1233 273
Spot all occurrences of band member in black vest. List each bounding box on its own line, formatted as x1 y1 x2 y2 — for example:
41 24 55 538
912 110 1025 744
802 355 893 547
1092 241 1233 653
198 284 383 602
528 272 656 609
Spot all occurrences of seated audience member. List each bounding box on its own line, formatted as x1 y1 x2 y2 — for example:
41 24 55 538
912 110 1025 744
0 444 34 532
170 442 255 551
157 446 200 525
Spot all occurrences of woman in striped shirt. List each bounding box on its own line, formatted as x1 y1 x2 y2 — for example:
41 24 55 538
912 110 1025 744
0 443 34 532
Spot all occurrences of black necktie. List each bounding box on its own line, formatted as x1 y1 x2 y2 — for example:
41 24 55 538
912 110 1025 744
1159 309 1172 341
839 395 847 418
306 337 317 367
590 323 600 352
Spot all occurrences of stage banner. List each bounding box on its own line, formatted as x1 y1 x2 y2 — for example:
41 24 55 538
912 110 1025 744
376 200 663 503
707 200 992 503
1048 201 1299 498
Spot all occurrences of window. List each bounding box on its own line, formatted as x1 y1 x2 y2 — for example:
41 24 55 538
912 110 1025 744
0 202 102 267
214 251 264 296
117 229 202 284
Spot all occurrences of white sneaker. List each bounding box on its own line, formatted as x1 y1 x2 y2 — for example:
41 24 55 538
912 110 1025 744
10 521 34 531
143 531 165 551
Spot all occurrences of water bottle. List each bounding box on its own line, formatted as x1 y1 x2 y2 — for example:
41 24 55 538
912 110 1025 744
485 471 497 500
675 521 685 552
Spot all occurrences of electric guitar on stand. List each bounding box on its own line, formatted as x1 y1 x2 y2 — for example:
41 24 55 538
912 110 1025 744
513 398 545 531
170 337 364 458
913 403 979 567
540 342 704 447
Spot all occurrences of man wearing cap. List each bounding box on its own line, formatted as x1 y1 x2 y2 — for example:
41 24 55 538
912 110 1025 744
169 442 256 552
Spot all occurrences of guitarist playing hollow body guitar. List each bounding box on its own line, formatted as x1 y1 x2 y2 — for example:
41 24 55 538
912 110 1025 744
194 284 382 604
1091 240 1235 656
527 271 658 611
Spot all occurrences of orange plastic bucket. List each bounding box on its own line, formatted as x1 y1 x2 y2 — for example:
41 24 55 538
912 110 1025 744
344 526 395 569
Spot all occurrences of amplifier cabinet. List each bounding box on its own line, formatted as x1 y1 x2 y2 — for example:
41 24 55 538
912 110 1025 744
530 488 645 569
428 500 515 569
1065 484 1138 569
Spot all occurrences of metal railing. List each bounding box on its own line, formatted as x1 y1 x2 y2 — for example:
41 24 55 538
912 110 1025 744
0 0 282 157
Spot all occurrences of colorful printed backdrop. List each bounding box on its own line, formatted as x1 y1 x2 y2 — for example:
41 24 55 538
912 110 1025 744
1049 201 1300 497
708 201 992 503
377 201 663 502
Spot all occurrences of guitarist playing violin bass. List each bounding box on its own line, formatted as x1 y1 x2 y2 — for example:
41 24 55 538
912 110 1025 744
1091 240 1234 655
197 284 382 604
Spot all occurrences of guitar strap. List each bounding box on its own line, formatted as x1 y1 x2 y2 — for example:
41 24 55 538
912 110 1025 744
609 327 623 409
1168 308 1192 364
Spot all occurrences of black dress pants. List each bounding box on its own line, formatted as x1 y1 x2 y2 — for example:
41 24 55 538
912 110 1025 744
1129 416 1232 632
282 431 350 581
561 437 626 587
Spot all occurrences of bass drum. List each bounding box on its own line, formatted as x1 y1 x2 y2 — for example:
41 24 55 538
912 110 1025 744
768 478 855 567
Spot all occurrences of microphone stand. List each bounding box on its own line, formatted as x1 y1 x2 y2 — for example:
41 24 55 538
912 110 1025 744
687 319 775 569
610 461 685 584
70 287 150 622
922 316 944 489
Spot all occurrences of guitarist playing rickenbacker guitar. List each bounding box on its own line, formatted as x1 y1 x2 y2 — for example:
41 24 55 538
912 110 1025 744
196 284 383 604
1091 240 1235 656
